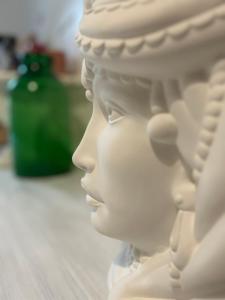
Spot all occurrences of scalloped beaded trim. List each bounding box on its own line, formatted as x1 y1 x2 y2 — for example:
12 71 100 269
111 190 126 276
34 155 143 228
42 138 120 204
192 60 225 183
85 0 154 15
77 4 225 58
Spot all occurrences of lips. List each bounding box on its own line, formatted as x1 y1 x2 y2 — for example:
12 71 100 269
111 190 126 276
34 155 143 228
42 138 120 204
86 194 102 208
81 178 103 208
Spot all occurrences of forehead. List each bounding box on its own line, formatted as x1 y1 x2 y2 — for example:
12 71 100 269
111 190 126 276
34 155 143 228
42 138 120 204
92 72 152 117
93 71 151 100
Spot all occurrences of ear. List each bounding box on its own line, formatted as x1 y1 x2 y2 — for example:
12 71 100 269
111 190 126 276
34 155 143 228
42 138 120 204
163 76 208 168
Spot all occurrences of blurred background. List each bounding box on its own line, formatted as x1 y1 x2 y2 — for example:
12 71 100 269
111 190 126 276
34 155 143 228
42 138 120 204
0 1 119 299
0 0 83 70
0 0 86 167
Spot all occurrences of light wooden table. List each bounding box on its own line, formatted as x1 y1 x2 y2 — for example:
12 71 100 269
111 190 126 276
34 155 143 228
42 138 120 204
0 169 119 300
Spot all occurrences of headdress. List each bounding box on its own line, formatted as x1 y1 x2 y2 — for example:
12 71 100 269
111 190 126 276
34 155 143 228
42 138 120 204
77 0 225 78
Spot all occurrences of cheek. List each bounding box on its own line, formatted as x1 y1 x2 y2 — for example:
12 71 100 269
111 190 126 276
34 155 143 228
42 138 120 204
96 119 177 216
98 118 148 175
97 120 156 210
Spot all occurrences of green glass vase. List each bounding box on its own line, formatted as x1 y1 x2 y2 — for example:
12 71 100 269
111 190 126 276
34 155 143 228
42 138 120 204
8 53 73 177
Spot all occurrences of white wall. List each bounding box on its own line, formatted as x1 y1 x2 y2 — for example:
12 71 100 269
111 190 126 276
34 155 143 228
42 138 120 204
32 0 83 60
0 0 83 37
0 0 33 36
0 0 83 64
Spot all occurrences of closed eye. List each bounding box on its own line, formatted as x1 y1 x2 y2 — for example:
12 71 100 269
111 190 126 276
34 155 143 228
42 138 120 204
107 108 124 124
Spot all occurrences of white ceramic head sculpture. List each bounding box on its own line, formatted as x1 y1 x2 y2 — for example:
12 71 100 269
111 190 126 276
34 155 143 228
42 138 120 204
73 1 225 299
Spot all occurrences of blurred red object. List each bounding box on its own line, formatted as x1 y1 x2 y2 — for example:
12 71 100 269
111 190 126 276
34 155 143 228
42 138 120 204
47 50 65 74
0 123 7 145
17 34 66 75
31 43 47 54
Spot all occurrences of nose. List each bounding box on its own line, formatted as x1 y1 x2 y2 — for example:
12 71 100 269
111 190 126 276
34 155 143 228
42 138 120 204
72 124 96 173
72 147 95 173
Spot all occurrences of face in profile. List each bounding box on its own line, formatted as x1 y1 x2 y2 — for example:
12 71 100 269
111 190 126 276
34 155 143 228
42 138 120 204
73 71 179 253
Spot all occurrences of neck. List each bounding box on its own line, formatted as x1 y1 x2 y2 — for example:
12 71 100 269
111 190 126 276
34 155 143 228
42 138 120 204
131 237 170 258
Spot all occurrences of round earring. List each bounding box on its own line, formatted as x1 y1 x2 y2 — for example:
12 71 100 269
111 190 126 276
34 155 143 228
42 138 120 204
147 113 178 145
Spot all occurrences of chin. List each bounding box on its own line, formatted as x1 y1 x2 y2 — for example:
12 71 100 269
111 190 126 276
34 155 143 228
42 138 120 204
91 209 117 238
90 207 135 241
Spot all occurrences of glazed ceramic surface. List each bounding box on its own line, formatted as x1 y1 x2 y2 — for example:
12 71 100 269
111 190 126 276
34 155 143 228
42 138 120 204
73 1 225 299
